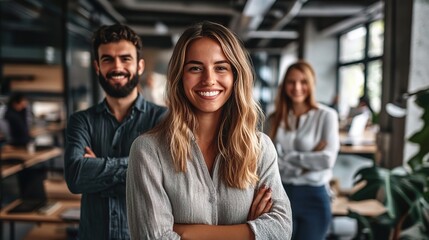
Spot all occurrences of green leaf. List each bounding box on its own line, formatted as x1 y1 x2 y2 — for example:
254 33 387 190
348 210 376 240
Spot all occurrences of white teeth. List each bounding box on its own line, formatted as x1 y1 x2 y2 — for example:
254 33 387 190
112 76 125 80
198 91 220 97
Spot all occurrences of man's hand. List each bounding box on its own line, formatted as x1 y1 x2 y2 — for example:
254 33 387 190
84 146 96 158
247 185 273 221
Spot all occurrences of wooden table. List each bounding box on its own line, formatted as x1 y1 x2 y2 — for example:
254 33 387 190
1 146 62 178
0 179 80 240
23 223 73 240
340 129 377 155
0 199 80 223
340 144 377 155
331 196 386 217
44 179 81 201
0 146 66 239
30 122 65 138
0 199 80 240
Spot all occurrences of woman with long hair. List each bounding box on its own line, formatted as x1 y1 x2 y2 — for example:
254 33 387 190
266 60 339 240
127 21 292 239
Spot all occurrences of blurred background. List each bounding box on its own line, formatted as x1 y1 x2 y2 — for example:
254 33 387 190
1 0 428 239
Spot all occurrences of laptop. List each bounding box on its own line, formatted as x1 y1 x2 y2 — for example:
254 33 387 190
341 112 370 146
8 168 48 213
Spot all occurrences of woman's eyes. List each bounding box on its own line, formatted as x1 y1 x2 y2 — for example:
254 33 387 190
187 65 229 72
286 79 307 85
215 66 229 71
188 66 202 72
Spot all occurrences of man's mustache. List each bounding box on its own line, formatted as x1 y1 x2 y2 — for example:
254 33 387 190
106 71 130 79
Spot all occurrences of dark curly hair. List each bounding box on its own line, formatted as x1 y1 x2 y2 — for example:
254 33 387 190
92 24 143 61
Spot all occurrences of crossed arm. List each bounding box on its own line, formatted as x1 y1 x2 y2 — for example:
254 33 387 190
64 114 127 195
173 186 273 240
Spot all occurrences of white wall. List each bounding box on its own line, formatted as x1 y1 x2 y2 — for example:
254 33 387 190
403 0 429 163
303 20 337 105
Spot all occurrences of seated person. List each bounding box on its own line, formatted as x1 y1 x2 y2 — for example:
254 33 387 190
4 93 32 147
342 95 374 131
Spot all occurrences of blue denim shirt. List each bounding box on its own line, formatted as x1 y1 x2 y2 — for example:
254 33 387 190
64 94 166 240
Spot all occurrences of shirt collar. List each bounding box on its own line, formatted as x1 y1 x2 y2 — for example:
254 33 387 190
95 93 147 114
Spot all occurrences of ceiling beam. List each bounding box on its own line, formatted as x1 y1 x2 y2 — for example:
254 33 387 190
231 0 276 39
128 25 185 36
112 0 237 15
298 4 365 17
247 30 298 39
94 0 126 23
258 0 308 48
320 1 384 37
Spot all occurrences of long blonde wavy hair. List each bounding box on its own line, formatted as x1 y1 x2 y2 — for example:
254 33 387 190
154 21 262 189
268 60 318 140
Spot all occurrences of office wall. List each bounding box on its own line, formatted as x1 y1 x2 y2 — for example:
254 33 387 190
403 0 429 162
302 20 337 105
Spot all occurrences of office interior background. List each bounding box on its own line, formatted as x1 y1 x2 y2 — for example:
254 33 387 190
0 0 428 239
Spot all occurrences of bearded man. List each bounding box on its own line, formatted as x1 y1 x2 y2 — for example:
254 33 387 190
64 24 166 240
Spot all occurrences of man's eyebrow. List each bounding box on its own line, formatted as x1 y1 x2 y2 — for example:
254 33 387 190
100 54 113 59
119 54 133 58
100 54 133 59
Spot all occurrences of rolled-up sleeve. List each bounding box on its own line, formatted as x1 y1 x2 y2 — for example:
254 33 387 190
247 134 293 240
126 135 180 240
64 113 128 195
286 109 339 171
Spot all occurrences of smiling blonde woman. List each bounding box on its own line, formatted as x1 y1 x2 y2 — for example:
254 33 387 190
127 21 292 240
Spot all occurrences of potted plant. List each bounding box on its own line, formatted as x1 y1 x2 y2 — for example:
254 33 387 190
347 89 429 240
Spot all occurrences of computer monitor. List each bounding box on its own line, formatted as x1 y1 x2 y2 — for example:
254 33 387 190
8 167 48 213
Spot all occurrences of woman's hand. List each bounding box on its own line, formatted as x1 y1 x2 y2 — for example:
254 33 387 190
313 140 327 151
247 185 273 220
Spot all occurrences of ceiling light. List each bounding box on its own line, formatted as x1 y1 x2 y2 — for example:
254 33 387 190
155 22 168 34
386 86 429 118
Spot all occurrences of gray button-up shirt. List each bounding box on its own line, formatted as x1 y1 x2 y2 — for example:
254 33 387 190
65 94 166 240
127 132 292 239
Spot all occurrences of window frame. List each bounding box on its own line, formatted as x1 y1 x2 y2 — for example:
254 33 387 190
336 19 384 120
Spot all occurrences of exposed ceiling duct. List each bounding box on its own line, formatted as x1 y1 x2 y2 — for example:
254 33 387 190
2 0 383 50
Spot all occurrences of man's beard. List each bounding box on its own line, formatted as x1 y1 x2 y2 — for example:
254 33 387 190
98 70 139 98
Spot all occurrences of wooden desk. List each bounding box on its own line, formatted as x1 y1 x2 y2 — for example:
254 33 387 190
0 179 80 240
30 122 65 138
340 144 377 155
1 177 79 223
1 146 62 178
44 179 81 201
0 199 80 223
0 199 80 240
331 196 386 217
23 223 72 240
0 129 66 239
340 129 377 155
